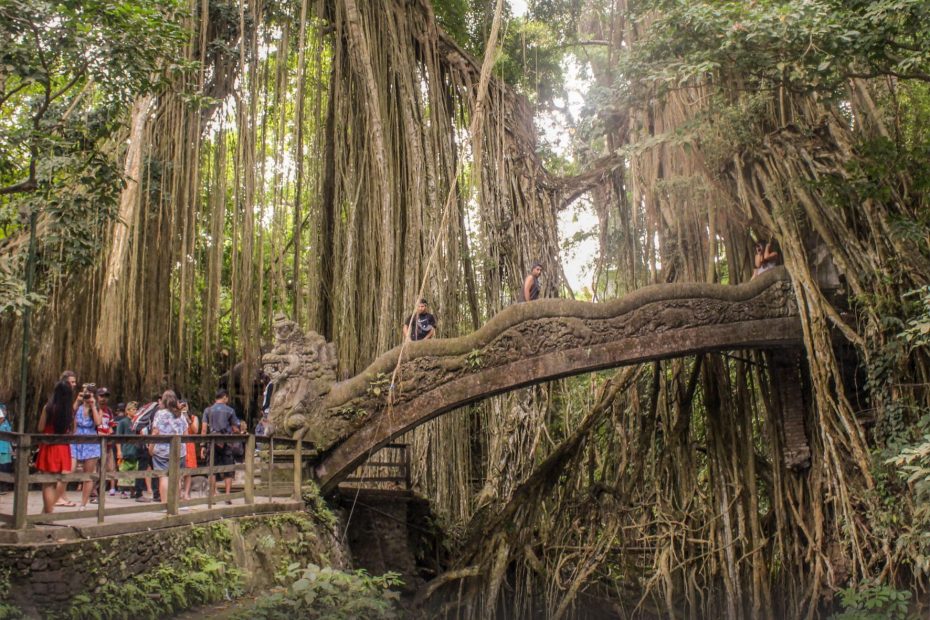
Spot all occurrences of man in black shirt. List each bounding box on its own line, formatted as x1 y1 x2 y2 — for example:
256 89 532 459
403 299 437 341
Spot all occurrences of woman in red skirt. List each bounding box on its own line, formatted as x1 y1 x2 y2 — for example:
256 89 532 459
36 381 75 513
181 401 199 501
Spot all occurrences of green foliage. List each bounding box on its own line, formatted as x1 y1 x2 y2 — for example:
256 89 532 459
901 286 930 350
626 0 930 100
58 547 242 620
0 0 188 312
431 0 578 108
0 567 21 620
887 427 930 512
831 580 913 620
464 348 483 370
237 563 402 620
367 373 392 398
301 482 339 530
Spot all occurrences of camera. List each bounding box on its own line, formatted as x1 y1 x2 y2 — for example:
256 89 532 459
81 382 96 400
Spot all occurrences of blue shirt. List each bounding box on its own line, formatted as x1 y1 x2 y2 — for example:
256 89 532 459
0 420 11 465
203 403 238 434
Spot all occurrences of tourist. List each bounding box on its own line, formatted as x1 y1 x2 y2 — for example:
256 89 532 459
72 385 102 507
0 405 12 493
115 402 138 499
181 400 199 501
96 387 118 497
132 396 161 502
402 298 437 341
522 262 544 302
752 240 779 278
59 370 79 412
36 381 75 513
201 389 240 503
151 390 188 504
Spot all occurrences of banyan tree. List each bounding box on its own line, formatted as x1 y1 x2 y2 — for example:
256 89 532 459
1 0 930 617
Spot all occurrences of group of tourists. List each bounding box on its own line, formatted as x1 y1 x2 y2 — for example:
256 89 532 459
33 371 248 514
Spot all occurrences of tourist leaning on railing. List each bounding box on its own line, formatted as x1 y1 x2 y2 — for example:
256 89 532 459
35 381 75 513
151 390 188 504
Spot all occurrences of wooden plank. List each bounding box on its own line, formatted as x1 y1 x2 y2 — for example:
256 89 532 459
244 434 255 504
179 491 245 508
207 439 216 509
26 502 162 523
167 436 180 517
12 434 31 529
29 472 100 484
176 464 239 477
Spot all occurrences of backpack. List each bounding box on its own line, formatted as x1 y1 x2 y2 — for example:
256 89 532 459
131 402 159 434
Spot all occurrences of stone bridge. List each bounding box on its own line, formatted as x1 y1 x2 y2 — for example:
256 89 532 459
262 268 802 494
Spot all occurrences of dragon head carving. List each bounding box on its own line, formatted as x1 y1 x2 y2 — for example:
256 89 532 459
262 314 338 439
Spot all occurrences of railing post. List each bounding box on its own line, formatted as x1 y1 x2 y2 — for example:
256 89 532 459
244 434 255 505
267 438 274 501
293 438 302 500
97 436 107 524
207 437 215 509
167 436 180 516
13 434 32 529
403 444 411 490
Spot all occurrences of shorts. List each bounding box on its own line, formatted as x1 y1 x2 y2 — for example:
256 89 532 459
152 454 187 472
213 444 235 480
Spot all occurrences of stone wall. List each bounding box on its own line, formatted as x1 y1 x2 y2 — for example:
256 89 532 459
0 510 349 616
338 489 446 595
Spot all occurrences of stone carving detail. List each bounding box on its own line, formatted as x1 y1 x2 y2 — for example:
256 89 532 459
333 279 796 416
272 271 800 456
262 314 342 447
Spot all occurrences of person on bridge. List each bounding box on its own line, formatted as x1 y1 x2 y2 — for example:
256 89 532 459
522 262 544 302
151 390 189 504
201 389 240 503
403 298 437 341
0 405 12 492
753 240 779 278
36 381 75 513
72 385 103 508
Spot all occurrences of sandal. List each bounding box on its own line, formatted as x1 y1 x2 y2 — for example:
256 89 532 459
55 500 77 507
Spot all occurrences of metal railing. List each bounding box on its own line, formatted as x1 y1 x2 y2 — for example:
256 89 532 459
0 431 309 529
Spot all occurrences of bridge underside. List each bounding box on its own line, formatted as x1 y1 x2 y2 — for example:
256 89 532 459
316 314 802 492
